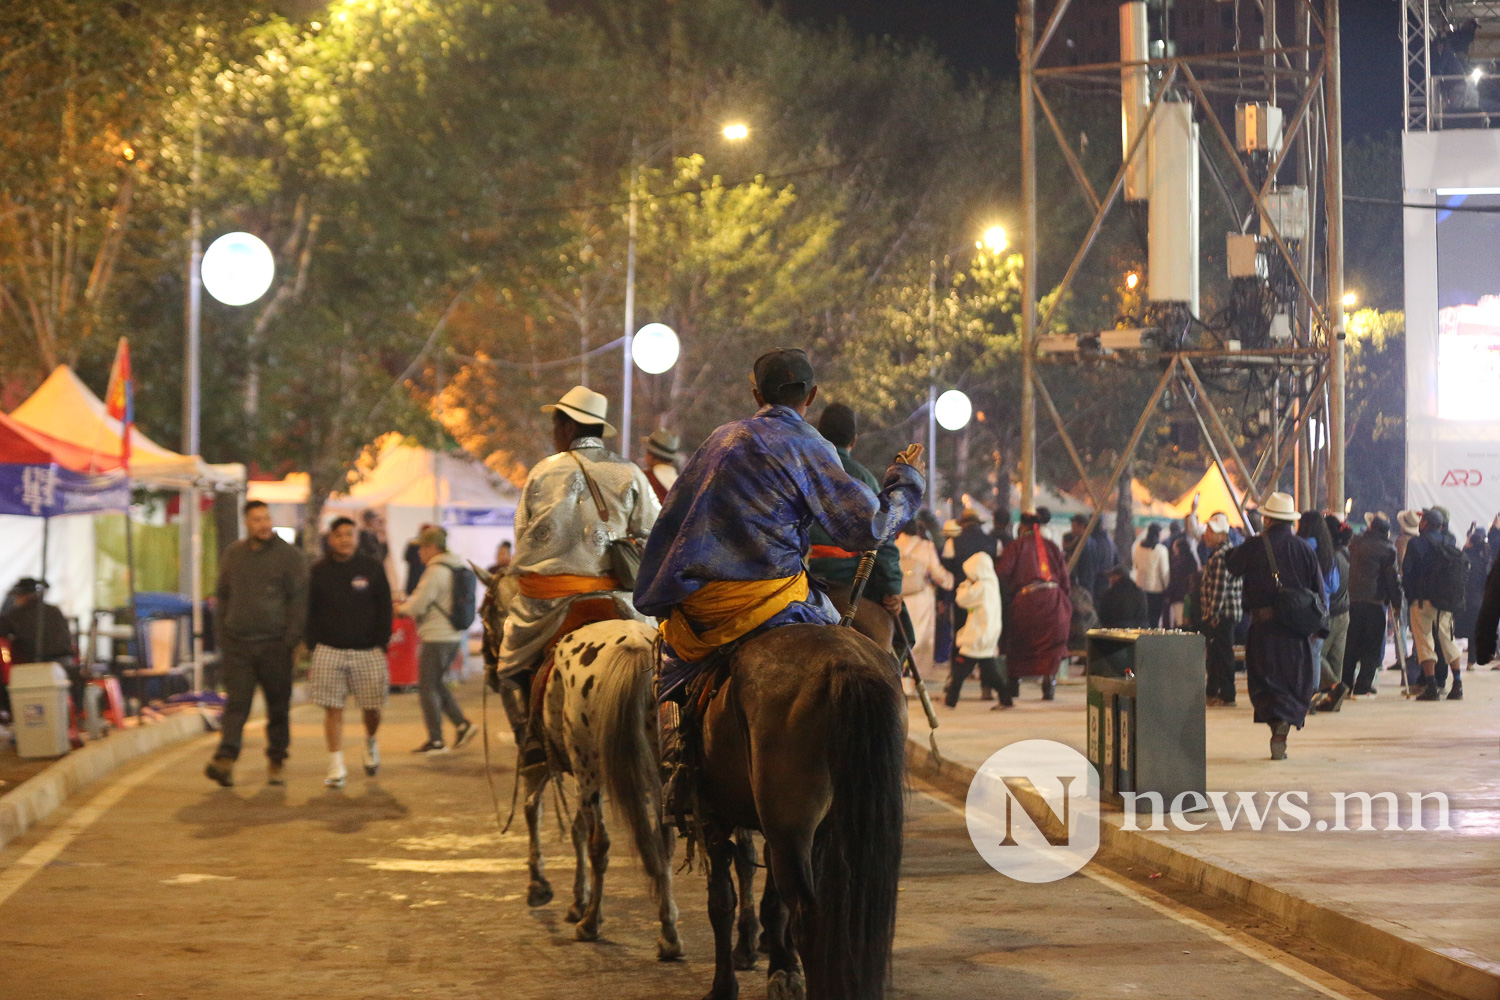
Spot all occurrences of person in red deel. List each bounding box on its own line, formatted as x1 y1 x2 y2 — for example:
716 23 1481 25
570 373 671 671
996 507 1073 701
640 429 683 503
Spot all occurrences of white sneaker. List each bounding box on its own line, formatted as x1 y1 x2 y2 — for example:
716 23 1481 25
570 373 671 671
324 759 348 789
363 738 380 777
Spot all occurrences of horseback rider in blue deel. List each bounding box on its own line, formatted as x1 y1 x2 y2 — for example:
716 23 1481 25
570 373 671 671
632 347 926 818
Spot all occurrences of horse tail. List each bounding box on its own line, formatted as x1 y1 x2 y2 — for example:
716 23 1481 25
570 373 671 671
807 660 906 1000
595 623 671 887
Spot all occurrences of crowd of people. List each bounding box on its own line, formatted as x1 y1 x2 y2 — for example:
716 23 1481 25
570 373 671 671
889 480 1500 760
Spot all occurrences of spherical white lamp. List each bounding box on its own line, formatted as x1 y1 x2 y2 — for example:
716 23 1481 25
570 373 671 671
201 232 275 306
935 389 973 431
632 323 680 374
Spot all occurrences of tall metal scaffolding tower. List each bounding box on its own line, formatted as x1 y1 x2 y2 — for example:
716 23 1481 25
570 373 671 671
1016 0 1346 560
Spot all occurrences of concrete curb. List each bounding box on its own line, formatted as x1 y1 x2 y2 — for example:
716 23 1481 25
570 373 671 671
0 711 211 853
906 738 1500 1000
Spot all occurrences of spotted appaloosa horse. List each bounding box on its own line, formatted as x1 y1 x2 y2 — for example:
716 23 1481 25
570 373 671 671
510 618 684 960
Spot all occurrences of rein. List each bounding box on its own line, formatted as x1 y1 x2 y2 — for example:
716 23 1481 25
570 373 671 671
839 546 942 759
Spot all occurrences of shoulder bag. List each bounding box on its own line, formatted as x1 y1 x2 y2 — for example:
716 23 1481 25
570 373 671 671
1261 533 1325 637
571 452 643 590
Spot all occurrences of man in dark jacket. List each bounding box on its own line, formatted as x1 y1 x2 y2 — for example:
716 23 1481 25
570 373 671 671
807 404 904 614
1087 523 1120 603
1402 506 1463 701
1226 492 1326 760
1313 515 1353 711
0 578 77 714
0 578 73 665
1097 564 1150 629
308 517 393 789
205 500 309 787
1470 530 1500 669
1342 515 1402 695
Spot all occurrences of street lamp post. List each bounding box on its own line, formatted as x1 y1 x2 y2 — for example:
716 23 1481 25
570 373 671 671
190 229 274 692
620 123 749 456
622 142 639 460
928 388 973 511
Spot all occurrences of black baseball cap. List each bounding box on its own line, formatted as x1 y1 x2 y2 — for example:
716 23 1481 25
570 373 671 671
752 348 815 400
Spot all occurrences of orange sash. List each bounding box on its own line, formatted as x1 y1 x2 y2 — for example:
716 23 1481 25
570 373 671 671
518 573 621 600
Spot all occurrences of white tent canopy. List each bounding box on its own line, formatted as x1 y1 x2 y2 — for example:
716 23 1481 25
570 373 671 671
249 435 520 590
11 366 244 490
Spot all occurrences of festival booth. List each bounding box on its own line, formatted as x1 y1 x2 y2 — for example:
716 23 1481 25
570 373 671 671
0 412 129 616
0 412 129 696
6 367 246 684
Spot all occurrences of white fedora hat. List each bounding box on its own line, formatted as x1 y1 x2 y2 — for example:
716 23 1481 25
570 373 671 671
1258 491 1300 522
542 385 616 437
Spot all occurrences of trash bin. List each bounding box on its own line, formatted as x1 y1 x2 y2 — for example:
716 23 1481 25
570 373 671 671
10 662 73 758
1085 629 1205 807
387 616 419 689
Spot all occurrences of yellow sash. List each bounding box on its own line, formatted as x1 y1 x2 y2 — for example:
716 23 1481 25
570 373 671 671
661 572 810 662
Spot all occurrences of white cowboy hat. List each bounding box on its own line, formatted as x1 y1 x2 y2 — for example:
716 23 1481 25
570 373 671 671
1397 509 1422 535
542 385 616 436
644 428 682 462
1257 491 1301 522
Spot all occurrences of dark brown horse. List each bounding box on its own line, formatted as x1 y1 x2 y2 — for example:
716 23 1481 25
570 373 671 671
689 585 906 1000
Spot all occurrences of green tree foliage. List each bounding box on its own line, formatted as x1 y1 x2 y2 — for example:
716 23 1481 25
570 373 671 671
0 1 245 381
0 0 1405 534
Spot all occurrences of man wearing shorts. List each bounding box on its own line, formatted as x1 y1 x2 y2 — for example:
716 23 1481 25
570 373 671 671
308 517 394 788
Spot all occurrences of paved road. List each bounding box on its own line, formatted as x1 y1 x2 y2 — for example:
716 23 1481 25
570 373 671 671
0 682 1439 1000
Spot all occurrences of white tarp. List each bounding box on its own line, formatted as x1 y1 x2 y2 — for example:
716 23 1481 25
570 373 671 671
0 513 96 622
248 436 520 592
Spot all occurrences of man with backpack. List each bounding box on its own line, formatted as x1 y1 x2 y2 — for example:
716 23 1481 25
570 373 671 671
397 525 478 752
1401 506 1467 701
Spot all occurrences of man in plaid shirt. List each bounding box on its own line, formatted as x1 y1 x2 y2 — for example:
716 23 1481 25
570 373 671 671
1199 513 1244 706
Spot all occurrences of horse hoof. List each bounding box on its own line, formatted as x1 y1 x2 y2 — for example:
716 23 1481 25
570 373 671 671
732 944 758 970
657 934 684 962
574 921 600 942
527 884 554 908
767 970 805 1000
565 904 584 923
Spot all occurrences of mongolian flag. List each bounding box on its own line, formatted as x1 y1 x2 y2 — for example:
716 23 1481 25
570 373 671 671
104 337 134 471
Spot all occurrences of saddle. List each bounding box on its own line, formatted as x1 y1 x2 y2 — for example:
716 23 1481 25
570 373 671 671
523 597 626 767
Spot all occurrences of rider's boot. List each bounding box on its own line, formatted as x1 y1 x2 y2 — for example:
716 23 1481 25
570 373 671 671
659 700 693 824
499 676 548 782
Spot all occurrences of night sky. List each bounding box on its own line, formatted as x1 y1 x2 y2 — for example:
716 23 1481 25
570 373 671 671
779 0 1403 136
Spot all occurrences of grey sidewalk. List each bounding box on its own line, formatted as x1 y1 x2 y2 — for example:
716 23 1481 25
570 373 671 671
907 667 1500 998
